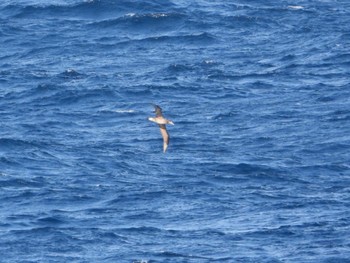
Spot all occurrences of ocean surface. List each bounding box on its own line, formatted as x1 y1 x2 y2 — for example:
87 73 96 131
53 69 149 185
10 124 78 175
1 0 350 262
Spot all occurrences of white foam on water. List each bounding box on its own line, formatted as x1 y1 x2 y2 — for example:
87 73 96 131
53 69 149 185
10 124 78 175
288 5 304 10
114 109 135 113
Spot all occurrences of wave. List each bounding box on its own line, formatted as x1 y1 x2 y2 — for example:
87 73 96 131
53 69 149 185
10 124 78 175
222 14 279 30
288 6 304 10
295 163 350 174
13 82 119 107
90 12 186 30
115 32 217 48
211 111 237 121
156 251 213 260
106 190 169 206
208 71 275 81
56 69 86 80
325 109 350 122
0 176 43 188
206 162 310 185
3 70 88 103
164 63 195 74
117 226 163 234
0 156 20 167
5 0 177 20
244 225 297 238
163 59 221 72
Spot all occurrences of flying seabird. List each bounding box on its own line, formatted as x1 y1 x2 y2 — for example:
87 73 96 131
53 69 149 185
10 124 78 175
148 105 174 153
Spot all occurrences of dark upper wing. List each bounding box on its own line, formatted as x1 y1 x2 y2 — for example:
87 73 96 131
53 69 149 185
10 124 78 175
153 105 163 117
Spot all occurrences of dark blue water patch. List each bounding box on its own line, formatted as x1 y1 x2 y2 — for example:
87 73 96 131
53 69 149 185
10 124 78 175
0 138 42 150
36 215 66 226
325 258 350 263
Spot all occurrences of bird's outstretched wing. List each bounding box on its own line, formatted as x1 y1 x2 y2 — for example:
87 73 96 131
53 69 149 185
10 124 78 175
153 105 163 117
159 124 169 153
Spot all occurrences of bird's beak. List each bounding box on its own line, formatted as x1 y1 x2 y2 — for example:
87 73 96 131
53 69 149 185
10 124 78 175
169 121 174 125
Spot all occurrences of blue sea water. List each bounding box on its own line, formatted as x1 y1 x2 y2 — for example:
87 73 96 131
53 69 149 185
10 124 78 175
1 0 350 262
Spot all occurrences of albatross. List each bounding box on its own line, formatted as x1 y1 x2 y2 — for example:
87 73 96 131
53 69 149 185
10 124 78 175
148 105 174 153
